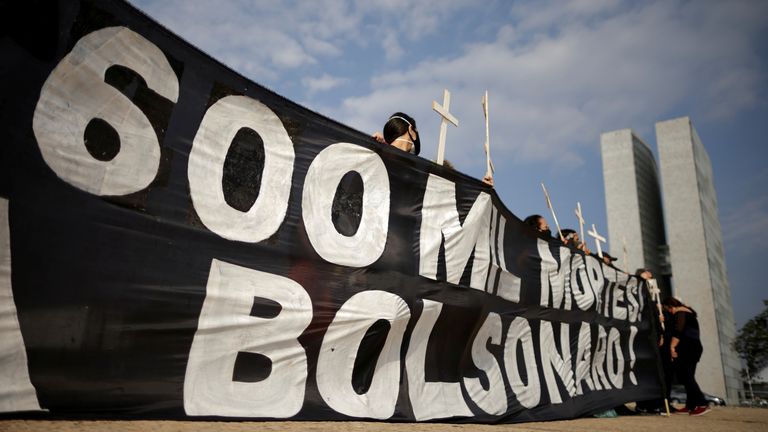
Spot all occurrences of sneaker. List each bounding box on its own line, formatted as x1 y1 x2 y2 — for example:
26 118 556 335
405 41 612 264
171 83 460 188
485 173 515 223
689 405 711 416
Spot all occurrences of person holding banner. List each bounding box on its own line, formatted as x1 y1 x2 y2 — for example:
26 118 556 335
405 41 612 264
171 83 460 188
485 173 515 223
662 297 711 416
634 269 671 415
373 112 421 155
561 228 590 253
523 214 552 238
601 252 617 266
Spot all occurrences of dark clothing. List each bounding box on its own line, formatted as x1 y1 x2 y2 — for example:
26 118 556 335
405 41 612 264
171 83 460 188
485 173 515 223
661 310 674 400
671 310 707 409
636 309 673 412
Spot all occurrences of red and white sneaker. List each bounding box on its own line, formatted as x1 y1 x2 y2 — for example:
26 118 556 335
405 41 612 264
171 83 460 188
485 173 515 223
689 405 711 416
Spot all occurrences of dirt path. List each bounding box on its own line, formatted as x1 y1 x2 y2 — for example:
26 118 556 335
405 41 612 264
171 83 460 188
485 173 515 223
2 407 766 432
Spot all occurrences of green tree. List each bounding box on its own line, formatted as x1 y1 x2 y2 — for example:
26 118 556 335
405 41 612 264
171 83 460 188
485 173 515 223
734 302 768 380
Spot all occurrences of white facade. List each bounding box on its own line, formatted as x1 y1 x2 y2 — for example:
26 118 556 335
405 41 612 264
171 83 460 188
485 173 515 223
601 117 741 404
600 129 669 294
656 116 741 404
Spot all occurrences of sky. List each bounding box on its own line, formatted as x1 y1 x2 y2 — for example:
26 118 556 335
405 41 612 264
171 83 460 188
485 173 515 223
128 0 768 328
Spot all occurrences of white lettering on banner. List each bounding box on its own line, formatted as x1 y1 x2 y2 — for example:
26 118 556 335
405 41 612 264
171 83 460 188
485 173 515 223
626 284 640 323
583 255 604 309
602 262 619 283
184 259 311 417
487 208 522 302
611 282 629 321
569 254 595 311
607 328 624 389
600 262 620 316
463 312 507 415
406 299 473 420
316 291 410 419
573 322 595 395
32 27 178 196
188 95 294 243
539 321 575 404
591 325 612 390
629 277 644 320
302 143 390 267
419 174 491 290
538 241 571 310
504 317 541 409
628 326 638 385
0 198 43 413
538 246 636 318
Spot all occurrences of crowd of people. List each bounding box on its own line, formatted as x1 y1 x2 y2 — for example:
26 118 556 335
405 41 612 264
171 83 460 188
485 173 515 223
374 112 711 417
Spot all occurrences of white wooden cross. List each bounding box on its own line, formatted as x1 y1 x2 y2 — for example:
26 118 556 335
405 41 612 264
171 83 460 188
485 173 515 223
648 278 661 304
432 89 459 165
481 90 495 178
540 183 564 242
575 202 585 247
588 223 606 258
647 278 665 331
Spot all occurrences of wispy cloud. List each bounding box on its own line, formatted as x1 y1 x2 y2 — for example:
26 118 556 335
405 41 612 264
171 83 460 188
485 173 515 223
324 0 768 168
722 189 768 253
130 0 768 172
302 73 347 95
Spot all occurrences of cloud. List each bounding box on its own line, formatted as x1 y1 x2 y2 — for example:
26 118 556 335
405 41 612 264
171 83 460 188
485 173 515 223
722 189 768 252
328 0 768 169
129 0 476 88
129 0 767 173
382 33 404 61
302 73 347 94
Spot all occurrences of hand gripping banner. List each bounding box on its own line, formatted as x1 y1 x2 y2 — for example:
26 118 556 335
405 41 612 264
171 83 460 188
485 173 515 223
0 0 664 422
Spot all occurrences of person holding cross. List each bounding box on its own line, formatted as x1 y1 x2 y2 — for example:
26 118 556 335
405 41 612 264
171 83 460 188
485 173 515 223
373 112 421 155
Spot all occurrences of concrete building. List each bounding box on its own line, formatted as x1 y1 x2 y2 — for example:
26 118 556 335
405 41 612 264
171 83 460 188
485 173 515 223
601 117 741 404
656 116 741 404
600 129 670 296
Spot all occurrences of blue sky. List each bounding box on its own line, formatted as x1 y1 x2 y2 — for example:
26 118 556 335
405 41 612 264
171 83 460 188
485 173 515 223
128 0 768 328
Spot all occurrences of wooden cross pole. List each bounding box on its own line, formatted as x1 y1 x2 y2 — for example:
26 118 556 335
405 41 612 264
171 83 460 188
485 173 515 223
575 202 585 247
540 183 565 242
432 89 459 165
481 90 495 179
588 223 607 258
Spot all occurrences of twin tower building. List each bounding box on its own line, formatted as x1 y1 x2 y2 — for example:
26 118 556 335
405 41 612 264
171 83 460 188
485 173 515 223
601 117 741 404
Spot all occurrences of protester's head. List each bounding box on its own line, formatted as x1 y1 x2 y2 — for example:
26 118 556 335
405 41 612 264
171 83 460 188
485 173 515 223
662 296 697 316
524 214 551 237
383 112 420 155
635 268 653 280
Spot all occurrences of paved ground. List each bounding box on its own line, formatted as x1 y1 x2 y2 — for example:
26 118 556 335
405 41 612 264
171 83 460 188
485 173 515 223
2 407 767 432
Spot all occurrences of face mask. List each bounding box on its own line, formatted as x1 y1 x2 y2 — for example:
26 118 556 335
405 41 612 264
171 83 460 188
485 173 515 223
412 131 421 155
393 138 414 153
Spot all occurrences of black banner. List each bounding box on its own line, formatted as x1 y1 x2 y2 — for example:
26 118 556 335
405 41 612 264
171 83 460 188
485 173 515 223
0 0 663 422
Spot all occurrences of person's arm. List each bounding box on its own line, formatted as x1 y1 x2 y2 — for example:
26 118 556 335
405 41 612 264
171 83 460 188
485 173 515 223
670 312 686 359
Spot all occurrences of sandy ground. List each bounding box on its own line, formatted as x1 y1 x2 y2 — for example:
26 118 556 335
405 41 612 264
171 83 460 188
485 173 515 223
1 407 767 432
